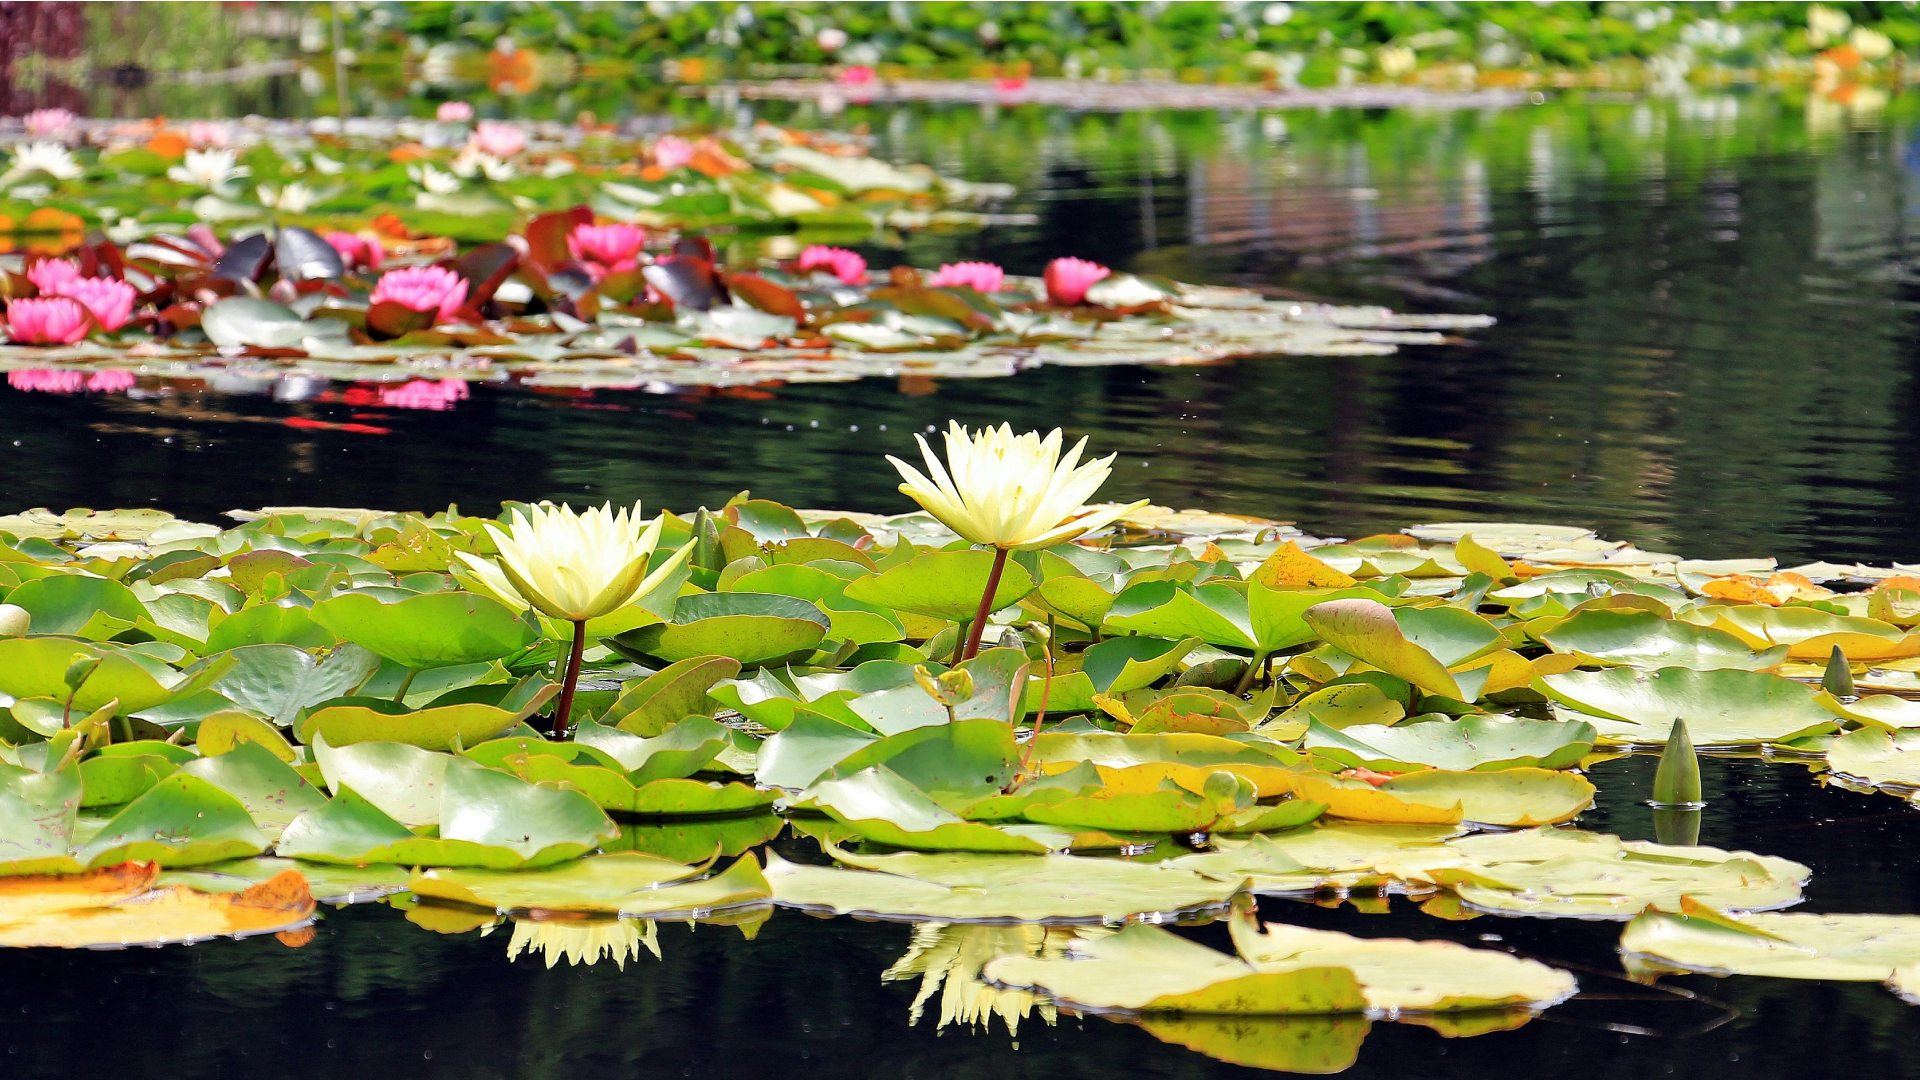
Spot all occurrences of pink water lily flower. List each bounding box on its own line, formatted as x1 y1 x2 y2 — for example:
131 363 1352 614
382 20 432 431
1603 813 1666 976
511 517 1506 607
22 108 75 136
8 370 84 393
798 244 867 285
325 231 383 271
926 261 1005 294
568 223 646 280
839 66 876 86
186 121 228 148
437 101 474 123
1043 257 1111 306
369 266 470 324
56 277 136 332
87 370 136 392
25 258 81 295
470 119 525 159
4 297 91 344
652 135 694 171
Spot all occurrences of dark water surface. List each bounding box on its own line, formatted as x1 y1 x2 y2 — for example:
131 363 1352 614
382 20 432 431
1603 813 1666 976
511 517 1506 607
5 91 1920 1078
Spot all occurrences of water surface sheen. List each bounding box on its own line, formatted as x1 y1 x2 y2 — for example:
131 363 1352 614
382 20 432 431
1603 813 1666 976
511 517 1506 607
4 93 1920 1077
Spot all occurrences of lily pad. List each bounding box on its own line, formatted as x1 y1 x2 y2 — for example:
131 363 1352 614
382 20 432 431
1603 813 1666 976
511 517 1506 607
600 655 741 736
1277 766 1595 827
1303 715 1597 773
1622 898 1920 1000
842 550 1035 625
176 741 327 838
78 772 270 868
1825 727 1920 793
0 869 315 949
298 677 558 750
1538 667 1839 746
0 762 82 875
210 643 383 727
412 851 772 917
309 591 539 670
1540 608 1787 670
608 592 828 667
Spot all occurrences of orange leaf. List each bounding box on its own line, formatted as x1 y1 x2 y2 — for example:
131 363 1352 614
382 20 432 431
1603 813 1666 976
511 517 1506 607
1250 541 1358 590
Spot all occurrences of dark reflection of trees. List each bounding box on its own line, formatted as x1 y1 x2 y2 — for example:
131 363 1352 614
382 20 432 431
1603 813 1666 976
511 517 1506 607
0 2 87 116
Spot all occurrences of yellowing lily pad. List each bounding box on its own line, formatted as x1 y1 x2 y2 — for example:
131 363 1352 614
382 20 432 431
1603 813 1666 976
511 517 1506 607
1538 667 1839 746
1622 897 1920 1001
1277 766 1595 827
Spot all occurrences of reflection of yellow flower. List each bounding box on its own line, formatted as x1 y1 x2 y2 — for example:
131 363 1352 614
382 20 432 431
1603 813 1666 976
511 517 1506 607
507 917 659 969
883 922 1101 1035
458 501 693 623
889 422 1147 551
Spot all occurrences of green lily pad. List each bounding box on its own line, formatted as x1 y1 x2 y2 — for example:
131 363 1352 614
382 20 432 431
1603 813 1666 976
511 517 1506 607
1304 599 1499 700
795 766 1069 853
0 638 228 716
309 591 539 669
1825 727 1920 792
298 676 558 750
309 736 451 828
211 643 382 727
842 550 1035 624
407 850 705 911
1540 608 1787 670
763 847 1246 921
1106 581 1257 651
1537 667 1840 746
848 647 1030 734
608 592 829 667
1264 683 1406 735
825 718 1021 806
1303 715 1597 772
78 753 177 808
1622 900 1920 1000
0 763 82 875
1278 766 1595 827
730 563 905 644
572 716 733 782
177 741 327 838
756 709 881 790
205 603 335 653
6 574 145 639
600 655 742 736
79 773 270 868
194 710 297 761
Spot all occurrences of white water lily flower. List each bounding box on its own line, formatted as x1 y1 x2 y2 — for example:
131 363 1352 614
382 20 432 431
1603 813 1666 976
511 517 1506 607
451 147 517 181
310 152 346 175
889 422 1148 550
407 162 462 194
457 501 694 623
6 142 83 182
167 147 249 193
256 182 317 213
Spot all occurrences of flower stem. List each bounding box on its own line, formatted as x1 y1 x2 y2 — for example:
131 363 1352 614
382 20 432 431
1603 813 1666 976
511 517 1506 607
391 667 417 703
552 619 588 739
1019 646 1055 778
1232 650 1268 696
961 548 1009 662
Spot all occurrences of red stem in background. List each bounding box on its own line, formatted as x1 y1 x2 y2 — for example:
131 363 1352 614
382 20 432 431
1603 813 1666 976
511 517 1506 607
961 548 1009 662
552 619 588 738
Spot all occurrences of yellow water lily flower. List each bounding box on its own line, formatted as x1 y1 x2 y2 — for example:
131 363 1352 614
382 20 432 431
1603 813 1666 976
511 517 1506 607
888 422 1147 551
456 501 691 623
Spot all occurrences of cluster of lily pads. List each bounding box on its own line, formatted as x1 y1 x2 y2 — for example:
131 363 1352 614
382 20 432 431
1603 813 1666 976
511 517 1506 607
0 112 1487 395
0 467 1918 1068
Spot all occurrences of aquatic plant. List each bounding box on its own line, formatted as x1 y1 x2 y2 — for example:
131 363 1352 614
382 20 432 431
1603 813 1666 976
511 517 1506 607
3 297 88 344
1042 257 1110 305
368 265 469 325
796 244 867 285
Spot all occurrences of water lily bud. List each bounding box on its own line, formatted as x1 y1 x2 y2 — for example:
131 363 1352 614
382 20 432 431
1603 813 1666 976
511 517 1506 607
0 603 28 637
937 668 974 704
1651 716 1703 808
693 507 725 572
64 653 102 691
1822 645 1855 699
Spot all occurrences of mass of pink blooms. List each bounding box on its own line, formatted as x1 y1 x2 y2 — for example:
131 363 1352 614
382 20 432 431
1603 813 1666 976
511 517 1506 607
7 369 135 394
437 101 474 123
568 223 646 280
24 259 136 331
369 266 469 324
839 66 876 86
22 108 74 136
798 245 868 285
926 261 1005 293
1043 257 1111 305
652 135 695 171
470 120 525 159
325 231 383 271
57 278 136 332
379 378 471 411
4 297 91 345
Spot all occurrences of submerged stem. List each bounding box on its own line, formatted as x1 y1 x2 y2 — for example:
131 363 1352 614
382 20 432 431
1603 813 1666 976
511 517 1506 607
552 619 589 738
391 667 417 703
961 548 1010 662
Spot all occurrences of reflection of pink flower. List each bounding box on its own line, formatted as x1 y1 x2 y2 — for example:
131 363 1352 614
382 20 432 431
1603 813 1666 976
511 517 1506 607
370 266 469 324
326 231 383 271
994 77 1028 93
186 121 227 148
437 101 474 123
1043 257 1111 305
567 223 646 281
25 258 81 295
797 244 867 285
88 370 135 392
652 135 694 171
4 297 90 344
926 261 1005 293
379 378 471 411
8 370 84 393
22 108 75 136
56 277 136 332
839 66 876 86
470 120 525 159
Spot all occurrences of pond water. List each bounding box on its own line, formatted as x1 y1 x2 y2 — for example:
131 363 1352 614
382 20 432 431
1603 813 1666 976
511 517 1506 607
5 90 1920 1077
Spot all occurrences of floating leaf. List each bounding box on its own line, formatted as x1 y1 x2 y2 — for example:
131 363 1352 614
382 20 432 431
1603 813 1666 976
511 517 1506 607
309 591 538 670
210 643 383 727
1277 766 1595 826
1825 727 1920 793
1540 608 1787 670
609 592 829 667
0 763 82 875
1303 715 1597 773
299 677 557 750
177 741 327 838
0 869 314 949
78 773 270 868
1622 898 1920 1001
1538 667 1839 746
601 655 741 736
843 550 1035 625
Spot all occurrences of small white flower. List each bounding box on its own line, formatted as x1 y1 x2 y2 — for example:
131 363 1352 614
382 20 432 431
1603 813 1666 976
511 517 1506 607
541 157 576 179
256 182 317 213
451 147 516 181
167 148 249 194
6 142 83 182
407 162 462 194
310 152 346 175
